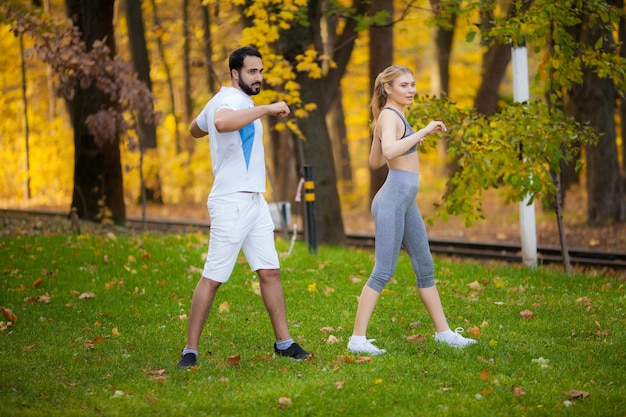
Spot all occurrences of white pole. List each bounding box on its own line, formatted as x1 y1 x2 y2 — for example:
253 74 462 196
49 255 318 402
511 42 538 268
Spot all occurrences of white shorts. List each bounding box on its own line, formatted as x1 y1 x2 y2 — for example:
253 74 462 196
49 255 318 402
202 192 279 282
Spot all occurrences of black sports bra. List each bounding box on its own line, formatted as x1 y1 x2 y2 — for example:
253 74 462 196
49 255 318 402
378 107 417 155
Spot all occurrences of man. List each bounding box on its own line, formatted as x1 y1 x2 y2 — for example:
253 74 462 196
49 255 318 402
177 46 310 368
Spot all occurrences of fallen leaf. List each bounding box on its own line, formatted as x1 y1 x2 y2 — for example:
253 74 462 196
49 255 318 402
520 309 536 319
513 386 526 396
468 280 482 290
564 389 589 399
356 356 372 363
145 394 157 404
112 327 121 337
349 276 362 283
25 294 51 303
409 321 421 328
111 390 125 398
32 277 43 287
1 307 17 323
307 283 317 292
324 286 335 294
480 369 489 381
79 292 95 299
335 381 345 389
406 334 426 343
493 277 505 288
218 301 230 313
278 397 292 409
326 335 340 343
374 378 383 384
226 354 240 366
468 326 481 337
320 326 336 333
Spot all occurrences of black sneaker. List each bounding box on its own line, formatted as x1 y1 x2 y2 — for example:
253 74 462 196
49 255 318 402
274 342 310 360
177 352 197 368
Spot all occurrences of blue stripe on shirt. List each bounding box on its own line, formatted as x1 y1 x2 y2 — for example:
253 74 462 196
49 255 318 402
239 122 255 169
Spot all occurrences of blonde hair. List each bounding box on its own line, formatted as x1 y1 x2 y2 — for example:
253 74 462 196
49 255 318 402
369 65 413 132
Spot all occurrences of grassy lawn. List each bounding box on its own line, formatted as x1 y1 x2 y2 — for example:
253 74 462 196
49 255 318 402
1 225 624 416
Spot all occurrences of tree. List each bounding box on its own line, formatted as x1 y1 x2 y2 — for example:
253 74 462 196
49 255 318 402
65 0 125 224
123 0 162 204
368 0 393 202
565 1 626 224
4 0 157 224
278 0 348 246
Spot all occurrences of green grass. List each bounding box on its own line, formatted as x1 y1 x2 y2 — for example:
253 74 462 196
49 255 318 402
1 226 625 416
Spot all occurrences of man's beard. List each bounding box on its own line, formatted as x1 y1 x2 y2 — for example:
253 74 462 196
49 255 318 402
238 78 261 96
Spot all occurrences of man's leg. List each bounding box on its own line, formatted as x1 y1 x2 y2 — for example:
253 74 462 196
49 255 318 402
178 277 222 368
256 268 290 341
184 277 222 351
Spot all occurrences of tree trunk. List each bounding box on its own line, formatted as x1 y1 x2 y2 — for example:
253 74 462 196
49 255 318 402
567 13 625 225
321 0 353 195
123 0 162 203
149 0 180 153
327 89 353 196
429 0 456 176
66 0 125 225
429 0 455 96
182 0 192 124
200 1 216 94
280 0 346 246
473 0 532 115
368 0 393 202
19 33 31 200
616 0 626 184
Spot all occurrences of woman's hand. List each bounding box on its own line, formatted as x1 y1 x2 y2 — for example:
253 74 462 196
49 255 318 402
423 120 447 135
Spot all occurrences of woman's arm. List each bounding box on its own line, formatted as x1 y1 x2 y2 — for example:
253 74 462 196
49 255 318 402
369 131 386 170
379 112 446 161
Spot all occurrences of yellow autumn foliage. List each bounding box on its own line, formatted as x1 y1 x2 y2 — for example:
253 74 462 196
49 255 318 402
0 1 486 215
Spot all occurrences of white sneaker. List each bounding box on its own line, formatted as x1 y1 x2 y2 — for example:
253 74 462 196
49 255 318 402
347 336 387 355
435 328 477 348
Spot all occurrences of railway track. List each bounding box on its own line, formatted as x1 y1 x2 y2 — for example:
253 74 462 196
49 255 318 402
2 208 626 270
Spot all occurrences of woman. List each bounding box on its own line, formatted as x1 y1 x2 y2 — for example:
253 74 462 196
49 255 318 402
347 65 476 355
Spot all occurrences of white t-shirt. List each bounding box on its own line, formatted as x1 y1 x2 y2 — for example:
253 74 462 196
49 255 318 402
195 86 266 197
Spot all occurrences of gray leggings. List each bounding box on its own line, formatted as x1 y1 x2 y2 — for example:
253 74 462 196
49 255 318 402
366 169 435 292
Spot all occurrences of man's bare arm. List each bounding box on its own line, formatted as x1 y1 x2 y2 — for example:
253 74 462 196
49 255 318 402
190 119 207 138
214 102 290 133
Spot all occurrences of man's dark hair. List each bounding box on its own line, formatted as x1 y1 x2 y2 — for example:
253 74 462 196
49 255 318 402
229 46 262 72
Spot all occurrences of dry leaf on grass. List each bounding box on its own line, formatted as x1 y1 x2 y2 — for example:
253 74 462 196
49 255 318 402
218 301 230 313
406 334 426 343
226 354 240 366
564 389 589 399
468 326 481 337
1 307 17 323
78 292 95 299
278 397 292 409
520 309 536 319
